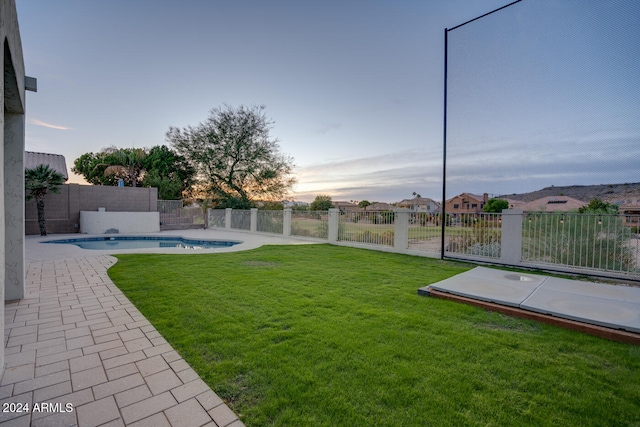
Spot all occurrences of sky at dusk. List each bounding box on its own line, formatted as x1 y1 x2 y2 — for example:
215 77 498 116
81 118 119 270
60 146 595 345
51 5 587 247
16 0 639 203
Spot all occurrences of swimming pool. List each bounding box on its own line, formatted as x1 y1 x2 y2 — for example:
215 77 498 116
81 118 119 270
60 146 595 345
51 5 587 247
42 236 242 250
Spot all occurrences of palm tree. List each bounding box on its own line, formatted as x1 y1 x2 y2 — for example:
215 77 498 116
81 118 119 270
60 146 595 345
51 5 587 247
358 200 371 210
25 164 66 236
99 147 147 187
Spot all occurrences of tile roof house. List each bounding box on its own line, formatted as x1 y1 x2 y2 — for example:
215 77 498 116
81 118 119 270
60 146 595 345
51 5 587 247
362 202 395 211
397 197 441 213
614 199 640 228
445 193 488 217
503 198 526 210
520 196 587 212
333 201 359 212
25 151 68 180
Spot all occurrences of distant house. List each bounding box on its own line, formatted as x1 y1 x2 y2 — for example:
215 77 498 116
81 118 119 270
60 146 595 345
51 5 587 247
618 199 640 228
25 151 69 180
622 207 640 227
445 193 488 217
282 200 309 209
333 201 358 213
503 198 525 210
397 197 440 213
520 196 587 212
362 202 395 211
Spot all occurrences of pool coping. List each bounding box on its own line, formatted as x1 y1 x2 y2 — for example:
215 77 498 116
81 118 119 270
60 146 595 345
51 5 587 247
41 235 243 250
27 229 315 261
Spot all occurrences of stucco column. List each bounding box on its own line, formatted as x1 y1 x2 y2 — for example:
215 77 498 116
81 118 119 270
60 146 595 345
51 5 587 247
225 208 232 230
394 209 410 252
500 209 523 265
283 208 292 237
250 208 258 232
328 208 339 243
4 113 24 300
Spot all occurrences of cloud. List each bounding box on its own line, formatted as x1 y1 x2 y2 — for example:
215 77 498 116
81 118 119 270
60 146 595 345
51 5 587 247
290 126 640 203
29 119 73 130
292 150 444 202
313 122 342 135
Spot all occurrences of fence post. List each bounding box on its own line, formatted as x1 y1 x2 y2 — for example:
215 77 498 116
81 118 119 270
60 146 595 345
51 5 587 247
225 208 232 230
207 208 212 228
250 208 258 232
283 208 292 236
394 209 410 252
328 208 339 243
501 209 523 265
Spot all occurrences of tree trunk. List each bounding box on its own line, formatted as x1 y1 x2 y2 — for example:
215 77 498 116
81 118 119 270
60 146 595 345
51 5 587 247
36 198 47 236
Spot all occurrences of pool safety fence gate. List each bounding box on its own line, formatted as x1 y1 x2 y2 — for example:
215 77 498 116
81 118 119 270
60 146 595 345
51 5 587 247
209 208 640 280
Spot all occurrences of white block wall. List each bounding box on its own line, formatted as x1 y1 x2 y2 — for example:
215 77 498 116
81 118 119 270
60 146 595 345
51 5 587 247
80 211 160 234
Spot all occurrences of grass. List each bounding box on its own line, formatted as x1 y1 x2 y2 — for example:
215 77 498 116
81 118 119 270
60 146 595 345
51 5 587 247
108 244 640 427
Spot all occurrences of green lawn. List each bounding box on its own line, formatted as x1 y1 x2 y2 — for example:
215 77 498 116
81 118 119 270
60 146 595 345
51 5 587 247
108 245 640 427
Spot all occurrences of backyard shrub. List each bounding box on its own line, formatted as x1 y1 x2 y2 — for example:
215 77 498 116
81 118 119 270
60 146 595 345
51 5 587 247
447 219 501 258
522 213 635 271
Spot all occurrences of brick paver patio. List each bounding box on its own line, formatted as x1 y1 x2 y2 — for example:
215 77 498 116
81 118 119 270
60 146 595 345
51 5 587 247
1 255 245 427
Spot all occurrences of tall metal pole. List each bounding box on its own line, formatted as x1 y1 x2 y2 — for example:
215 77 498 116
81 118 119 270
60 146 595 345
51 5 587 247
441 28 448 260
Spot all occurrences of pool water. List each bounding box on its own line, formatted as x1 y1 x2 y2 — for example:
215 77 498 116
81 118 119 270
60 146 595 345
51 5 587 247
43 236 241 250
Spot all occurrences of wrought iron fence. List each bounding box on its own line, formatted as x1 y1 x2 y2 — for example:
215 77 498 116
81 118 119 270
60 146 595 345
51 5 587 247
291 211 328 239
408 212 442 253
338 210 395 246
202 208 640 280
158 200 205 230
522 213 640 276
444 213 502 259
257 210 284 234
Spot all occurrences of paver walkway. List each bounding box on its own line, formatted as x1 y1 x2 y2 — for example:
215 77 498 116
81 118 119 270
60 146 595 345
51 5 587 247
1 254 245 427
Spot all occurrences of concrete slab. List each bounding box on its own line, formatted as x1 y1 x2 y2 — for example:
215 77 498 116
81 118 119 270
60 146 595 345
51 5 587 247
522 277 640 333
423 266 640 335
426 266 548 307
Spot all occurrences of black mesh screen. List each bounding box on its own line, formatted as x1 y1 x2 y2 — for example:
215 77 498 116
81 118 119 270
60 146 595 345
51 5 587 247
445 0 640 199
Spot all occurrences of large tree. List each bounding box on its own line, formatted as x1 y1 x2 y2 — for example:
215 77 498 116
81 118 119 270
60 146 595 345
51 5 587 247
166 105 296 209
25 165 66 236
483 198 509 213
71 150 119 186
103 147 147 187
72 145 195 199
358 200 371 210
310 195 334 211
141 145 195 199
72 146 145 187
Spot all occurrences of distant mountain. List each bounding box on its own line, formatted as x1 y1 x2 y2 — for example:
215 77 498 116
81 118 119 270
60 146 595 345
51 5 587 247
499 183 640 205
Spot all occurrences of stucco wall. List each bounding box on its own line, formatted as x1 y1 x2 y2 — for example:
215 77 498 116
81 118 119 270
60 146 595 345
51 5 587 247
25 184 159 234
1 0 27 381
